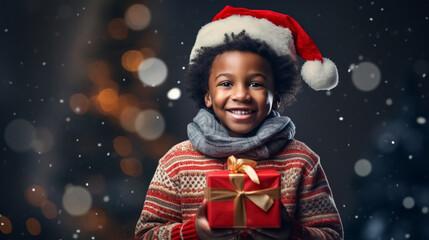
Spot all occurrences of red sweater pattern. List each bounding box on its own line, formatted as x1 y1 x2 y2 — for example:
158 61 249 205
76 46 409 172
135 139 343 239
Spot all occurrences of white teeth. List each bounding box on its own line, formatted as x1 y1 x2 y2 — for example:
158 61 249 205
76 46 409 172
231 110 251 115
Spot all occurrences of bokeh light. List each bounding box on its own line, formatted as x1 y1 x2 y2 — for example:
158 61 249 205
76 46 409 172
121 50 144 72
135 109 165 140
87 61 119 94
119 94 140 108
417 117 426 125
81 209 107 230
25 218 41 236
69 93 90 115
25 185 47 207
140 47 156 59
113 136 132 156
125 4 151 31
108 18 128 40
88 61 111 85
351 61 381 91
354 159 372 177
403 196 415 209
4 119 35 152
31 127 54 153
120 158 143 177
62 186 92 216
119 107 140 132
137 58 168 87
97 88 119 113
0 215 12 234
385 98 393 106
167 87 181 100
40 200 57 219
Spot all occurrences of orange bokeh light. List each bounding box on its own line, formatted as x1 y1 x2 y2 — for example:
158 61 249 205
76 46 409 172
97 79 119 92
40 200 57 219
88 61 111 85
98 88 119 112
140 47 156 59
118 94 139 109
119 107 140 132
120 158 143 177
0 215 12 234
125 4 151 31
69 93 90 114
24 185 47 207
82 208 107 230
113 136 132 157
26 218 41 236
121 50 144 72
108 18 128 40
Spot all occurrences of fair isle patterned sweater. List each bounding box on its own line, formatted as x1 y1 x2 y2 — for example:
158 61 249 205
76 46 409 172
135 139 343 239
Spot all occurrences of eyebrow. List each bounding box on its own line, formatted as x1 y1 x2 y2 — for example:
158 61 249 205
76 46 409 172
214 73 232 80
248 73 267 80
214 73 267 81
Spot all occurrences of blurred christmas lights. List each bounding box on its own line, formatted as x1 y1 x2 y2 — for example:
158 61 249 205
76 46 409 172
351 61 381 91
125 4 151 31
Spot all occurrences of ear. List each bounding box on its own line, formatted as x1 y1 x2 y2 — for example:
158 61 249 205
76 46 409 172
204 90 213 108
273 94 281 110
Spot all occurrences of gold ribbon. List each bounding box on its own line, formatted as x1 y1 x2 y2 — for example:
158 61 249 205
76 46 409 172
227 155 260 184
205 173 280 228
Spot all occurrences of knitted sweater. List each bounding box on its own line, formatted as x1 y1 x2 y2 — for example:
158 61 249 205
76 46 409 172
135 139 343 239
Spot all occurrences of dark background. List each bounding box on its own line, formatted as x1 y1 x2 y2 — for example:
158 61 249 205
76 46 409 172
1 0 428 239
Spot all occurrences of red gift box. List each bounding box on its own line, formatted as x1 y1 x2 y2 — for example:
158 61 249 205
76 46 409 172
205 169 281 228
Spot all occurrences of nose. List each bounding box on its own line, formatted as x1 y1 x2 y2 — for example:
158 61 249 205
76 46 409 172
231 84 251 102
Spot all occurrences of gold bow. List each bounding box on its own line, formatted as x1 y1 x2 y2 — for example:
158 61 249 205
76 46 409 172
227 155 260 184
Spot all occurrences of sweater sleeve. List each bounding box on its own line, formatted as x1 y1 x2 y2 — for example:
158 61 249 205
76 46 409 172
134 163 199 240
290 161 344 240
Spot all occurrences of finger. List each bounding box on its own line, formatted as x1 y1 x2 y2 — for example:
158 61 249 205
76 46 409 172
196 199 207 218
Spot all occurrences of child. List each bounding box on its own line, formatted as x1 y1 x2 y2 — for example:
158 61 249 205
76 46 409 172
135 5 343 240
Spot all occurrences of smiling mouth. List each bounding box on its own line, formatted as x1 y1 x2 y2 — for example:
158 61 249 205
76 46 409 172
228 110 255 115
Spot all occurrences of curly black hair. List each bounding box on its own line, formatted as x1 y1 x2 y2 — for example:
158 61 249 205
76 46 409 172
185 30 302 111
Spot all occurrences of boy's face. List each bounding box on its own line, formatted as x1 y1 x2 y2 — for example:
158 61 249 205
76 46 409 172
205 50 275 137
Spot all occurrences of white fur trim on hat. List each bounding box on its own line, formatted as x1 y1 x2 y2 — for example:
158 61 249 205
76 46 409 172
301 58 338 90
189 15 296 62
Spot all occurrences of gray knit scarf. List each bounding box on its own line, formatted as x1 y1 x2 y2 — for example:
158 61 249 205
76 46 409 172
187 108 296 160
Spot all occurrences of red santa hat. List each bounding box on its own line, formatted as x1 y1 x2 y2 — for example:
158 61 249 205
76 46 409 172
189 5 338 91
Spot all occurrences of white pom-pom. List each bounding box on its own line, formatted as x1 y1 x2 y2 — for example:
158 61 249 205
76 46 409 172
301 58 339 90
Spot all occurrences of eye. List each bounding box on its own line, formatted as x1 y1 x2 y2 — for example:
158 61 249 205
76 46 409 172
218 82 233 87
249 82 264 88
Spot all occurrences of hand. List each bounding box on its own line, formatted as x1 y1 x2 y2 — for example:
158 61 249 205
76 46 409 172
195 199 242 240
247 204 292 240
